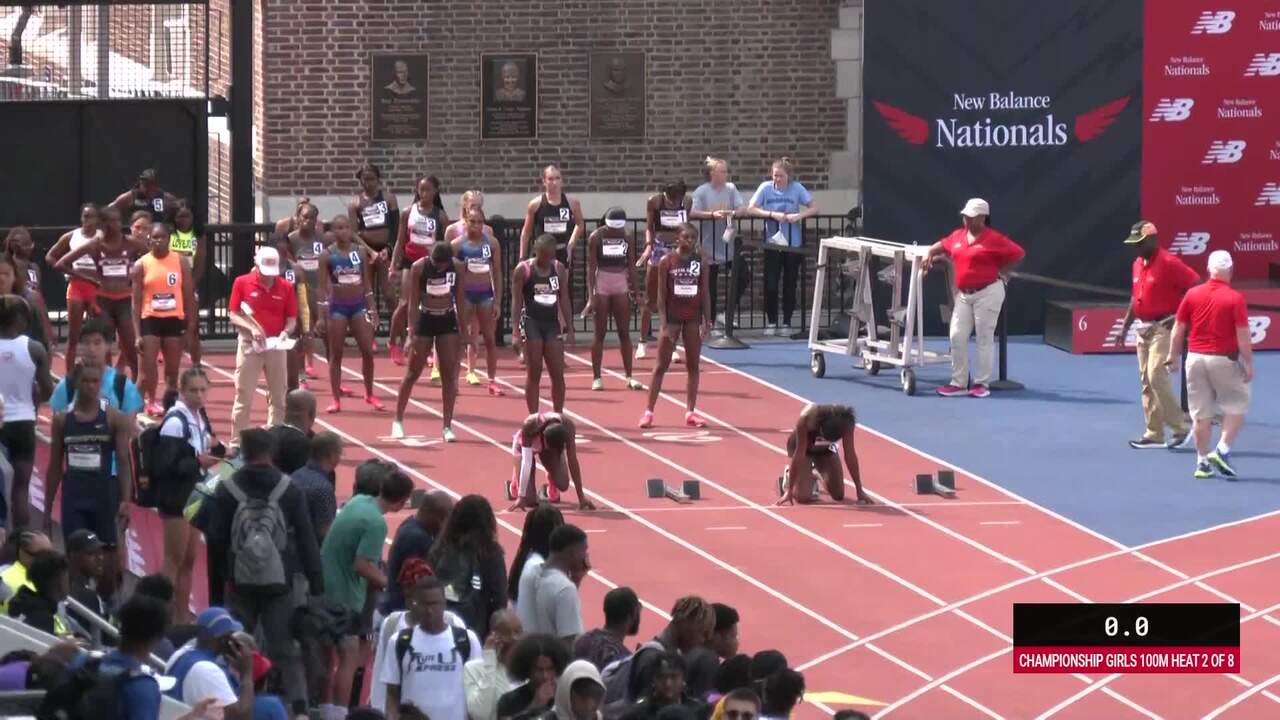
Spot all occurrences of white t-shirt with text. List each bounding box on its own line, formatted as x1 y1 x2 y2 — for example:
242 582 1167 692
380 624 481 720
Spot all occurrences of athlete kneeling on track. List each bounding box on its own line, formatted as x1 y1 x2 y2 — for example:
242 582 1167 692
778 404 871 505
507 413 595 511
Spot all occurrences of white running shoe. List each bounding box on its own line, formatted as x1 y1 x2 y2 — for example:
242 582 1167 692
626 377 644 390
442 426 457 443
635 343 647 359
591 378 604 391
390 421 405 439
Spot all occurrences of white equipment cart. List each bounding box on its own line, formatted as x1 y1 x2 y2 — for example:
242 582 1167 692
806 236 950 395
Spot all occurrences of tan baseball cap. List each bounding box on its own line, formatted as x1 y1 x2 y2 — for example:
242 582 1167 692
1124 221 1158 244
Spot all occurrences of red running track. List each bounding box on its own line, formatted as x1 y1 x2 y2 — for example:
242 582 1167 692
163 348 1280 719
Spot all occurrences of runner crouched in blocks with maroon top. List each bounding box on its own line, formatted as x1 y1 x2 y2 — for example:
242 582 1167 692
508 413 595 511
638 223 711 429
778 404 871 505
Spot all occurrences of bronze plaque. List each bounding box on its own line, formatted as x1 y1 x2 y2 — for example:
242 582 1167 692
589 51 645 139
370 53 429 142
481 53 538 139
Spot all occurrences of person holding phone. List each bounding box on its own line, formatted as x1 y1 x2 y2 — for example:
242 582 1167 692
166 607 257 718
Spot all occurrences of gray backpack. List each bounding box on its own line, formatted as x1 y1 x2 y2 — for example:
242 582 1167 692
224 474 290 589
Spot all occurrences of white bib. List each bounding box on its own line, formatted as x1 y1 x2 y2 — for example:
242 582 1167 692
466 259 491 274
151 293 177 311
426 280 452 296
543 220 568 235
337 273 361 286
602 243 626 257
72 256 98 272
534 293 557 306
659 210 685 228
362 202 387 227
68 450 102 470
101 263 128 278
298 258 319 272
673 283 698 297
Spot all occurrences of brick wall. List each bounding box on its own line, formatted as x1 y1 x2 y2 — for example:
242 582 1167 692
258 0 846 197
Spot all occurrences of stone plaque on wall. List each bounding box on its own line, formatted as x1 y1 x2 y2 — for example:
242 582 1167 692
370 53 429 142
481 53 538 139
589 51 645 139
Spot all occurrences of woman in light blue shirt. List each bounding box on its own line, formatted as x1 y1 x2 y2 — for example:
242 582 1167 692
747 157 818 335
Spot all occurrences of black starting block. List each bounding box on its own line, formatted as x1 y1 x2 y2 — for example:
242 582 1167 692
646 478 701 503
915 472 956 498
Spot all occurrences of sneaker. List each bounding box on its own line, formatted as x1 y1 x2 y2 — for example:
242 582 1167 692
591 378 604 391
145 401 164 418
715 313 726 328
298 378 310 391
442 426 456 443
936 385 967 397
466 370 481 386
365 394 385 411
488 381 505 396
639 410 654 429
390 344 405 366
326 400 341 414
635 343 647 360
505 479 517 501
626 377 644 390
430 365 441 383
305 363 318 379
1166 432 1192 449
339 384 355 397
546 483 561 503
969 384 991 398
685 411 707 428
1194 460 1215 479
390 421 406 439
764 324 777 337
1129 437 1166 450
1207 451 1236 478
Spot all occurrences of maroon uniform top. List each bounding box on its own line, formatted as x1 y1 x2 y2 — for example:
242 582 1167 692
664 251 704 322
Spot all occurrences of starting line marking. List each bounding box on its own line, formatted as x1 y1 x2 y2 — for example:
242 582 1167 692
979 520 1021 526
641 430 722 443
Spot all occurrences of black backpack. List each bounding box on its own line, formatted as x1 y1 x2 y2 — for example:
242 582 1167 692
431 551 486 631
37 654 141 720
394 624 472 671
135 409 192 507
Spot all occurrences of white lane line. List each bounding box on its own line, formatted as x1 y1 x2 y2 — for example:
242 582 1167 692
979 520 1021 526
843 523 884 529
584 529 608 534
706 526 747 531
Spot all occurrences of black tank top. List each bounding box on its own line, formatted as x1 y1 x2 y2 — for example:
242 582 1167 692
61 407 113 500
533 194 574 252
357 191 392 231
522 260 561 323
131 191 171 224
419 261 457 315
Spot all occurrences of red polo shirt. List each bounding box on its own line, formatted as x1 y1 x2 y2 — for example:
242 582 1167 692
1131 249 1200 321
1175 279 1247 354
229 269 298 337
939 227 1025 291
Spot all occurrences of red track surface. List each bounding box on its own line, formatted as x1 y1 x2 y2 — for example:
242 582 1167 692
86 348 1280 718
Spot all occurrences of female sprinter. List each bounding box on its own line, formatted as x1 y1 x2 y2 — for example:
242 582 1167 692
274 196 312 238
4 228 56 351
639 223 710 429
636 180 693 359
452 207 504 397
0 252 51 352
54 211 147 379
348 163 400 347
392 241 464 443
511 234 573 415
507 413 594 510
777 404 871 505
286 201 325 386
391 176 447 367
519 165 584 264
45 204 103 371
316 215 381 413
170 202 206 367
583 207 642 391
131 223 195 416
445 190 497 387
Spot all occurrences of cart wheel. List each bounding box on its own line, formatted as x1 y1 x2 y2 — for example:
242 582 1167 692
865 359 881 376
810 352 826 378
900 368 916 396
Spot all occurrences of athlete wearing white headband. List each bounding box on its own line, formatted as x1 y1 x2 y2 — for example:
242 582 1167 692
583 206 643 391
507 412 594 511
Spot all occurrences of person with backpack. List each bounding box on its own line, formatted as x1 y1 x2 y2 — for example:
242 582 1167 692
204 426 323 719
382 576 481 720
600 597 714 708
425 494 508 641
166 606 256 719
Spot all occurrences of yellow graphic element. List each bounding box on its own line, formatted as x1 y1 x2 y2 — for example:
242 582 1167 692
804 691 887 707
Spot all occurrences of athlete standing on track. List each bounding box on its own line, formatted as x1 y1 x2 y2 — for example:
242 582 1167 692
508 413 594 511
109 168 178 226
391 176 448 369
275 196 312 238
447 191 500 390
316 215 382 413
639 223 710 429
452 207 504 397
286 202 325 387
349 164 400 349
777 404 870 506
520 165 584 264
46 204 103 373
583 207 642 391
392 241 464 443
0 294 54 530
4 228 56 350
0 252 51 354
637 181 693 360
132 223 195 417
512 234 574 415
169 203 206 367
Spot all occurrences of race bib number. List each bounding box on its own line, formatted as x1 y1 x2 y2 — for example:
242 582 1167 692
285 270 296 283
482 244 492 259
102 263 128 278
298 258 319 272
167 272 178 287
549 276 560 292
659 210 686 228
544 220 568 234
152 198 164 213
349 251 362 265
362 202 387 227
674 283 698 297
467 259 491 274
690 260 701 275
312 241 324 255
534 293 557 306
68 449 102 470
337 272 361 286
151 293 177 311
602 243 626 257
27 267 38 285
72 256 97 272
426 277 453 296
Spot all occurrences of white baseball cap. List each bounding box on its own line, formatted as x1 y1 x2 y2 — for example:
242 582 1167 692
1207 249 1233 274
960 198 990 217
256 246 281 276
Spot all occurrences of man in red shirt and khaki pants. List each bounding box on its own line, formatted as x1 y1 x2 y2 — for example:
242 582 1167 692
1166 250 1253 479
1120 221 1200 450
229 247 299 444
923 198 1025 398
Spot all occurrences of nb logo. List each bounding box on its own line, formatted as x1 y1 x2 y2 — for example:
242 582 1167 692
1244 53 1280 77
1202 140 1246 164
1191 10 1234 34
1249 316 1270 345
1256 183 1280 206
1149 98 1194 122
1169 232 1210 256
1103 318 1138 348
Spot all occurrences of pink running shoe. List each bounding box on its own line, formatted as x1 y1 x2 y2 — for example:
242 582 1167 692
969 384 991 398
488 381 505 397
339 385 355 397
326 400 341 413
390 344 406 366
639 410 654 429
304 363 318 379
685 411 707 428
935 384 967 397
145 402 164 418
365 394 385 411
546 483 561 503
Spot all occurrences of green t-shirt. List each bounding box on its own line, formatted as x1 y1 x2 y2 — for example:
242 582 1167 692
321 494 388 613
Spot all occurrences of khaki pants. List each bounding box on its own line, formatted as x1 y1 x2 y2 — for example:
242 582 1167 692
1186 352 1251 420
1135 323 1186 440
231 341 287 441
949 281 1005 387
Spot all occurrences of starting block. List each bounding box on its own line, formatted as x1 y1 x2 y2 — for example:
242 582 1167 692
646 478 701 503
914 472 956 498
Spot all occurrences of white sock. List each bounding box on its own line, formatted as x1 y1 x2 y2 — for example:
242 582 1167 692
1197 453 1208 464
1216 441 1231 455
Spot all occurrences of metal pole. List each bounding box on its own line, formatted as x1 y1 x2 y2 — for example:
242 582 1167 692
229 0 255 276
989 297 1024 391
706 238 748 349
96 4 109 98
69 8 82 96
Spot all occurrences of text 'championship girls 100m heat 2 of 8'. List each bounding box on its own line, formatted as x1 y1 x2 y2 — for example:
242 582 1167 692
1012 604 1241 674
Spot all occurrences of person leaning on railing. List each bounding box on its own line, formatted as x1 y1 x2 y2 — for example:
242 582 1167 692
691 157 747 331
746 157 818 336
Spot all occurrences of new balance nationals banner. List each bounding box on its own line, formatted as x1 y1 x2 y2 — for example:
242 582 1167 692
862 0 1279 336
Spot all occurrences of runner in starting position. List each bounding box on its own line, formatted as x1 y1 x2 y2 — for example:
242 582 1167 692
778 404 871 505
507 412 594 511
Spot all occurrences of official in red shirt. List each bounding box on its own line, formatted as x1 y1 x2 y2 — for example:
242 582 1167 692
1167 250 1252 480
1120 221 1200 449
923 198 1024 397
228 247 299 441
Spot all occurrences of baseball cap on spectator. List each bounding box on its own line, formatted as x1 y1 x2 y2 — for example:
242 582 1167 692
251 652 273 686
256 246 282 277
960 198 990 217
65 530 104 556
1124 221 1158 245
1208 250 1233 274
196 607 243 639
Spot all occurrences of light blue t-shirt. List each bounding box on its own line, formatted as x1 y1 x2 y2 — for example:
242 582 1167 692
50 366 144 476
750 180 813 248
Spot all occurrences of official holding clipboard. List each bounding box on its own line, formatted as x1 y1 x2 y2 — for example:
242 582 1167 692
228 247 299 445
